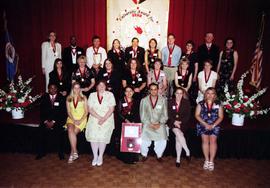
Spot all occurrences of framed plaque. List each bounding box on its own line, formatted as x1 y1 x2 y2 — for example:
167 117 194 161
93 53 102 65
120 123 143 153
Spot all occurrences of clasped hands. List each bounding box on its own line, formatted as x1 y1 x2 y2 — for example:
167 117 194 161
150 123 161 130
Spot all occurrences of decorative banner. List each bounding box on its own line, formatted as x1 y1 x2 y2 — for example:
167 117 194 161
107 0 170 50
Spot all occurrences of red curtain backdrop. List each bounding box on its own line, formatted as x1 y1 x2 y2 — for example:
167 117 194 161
0 0 269 101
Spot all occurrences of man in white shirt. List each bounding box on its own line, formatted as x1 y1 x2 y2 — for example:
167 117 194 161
86 35 107 70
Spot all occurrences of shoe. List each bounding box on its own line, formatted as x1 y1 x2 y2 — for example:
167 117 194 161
141 156 148 162
203 161 209 170
92 159 97 166
35 154 45 160
58 153 64 160
97 157 103 166
175 162 180 168
68 155 74 164
156 157 164 163
208 162 214 171
73 153 79 161
186 155 191 163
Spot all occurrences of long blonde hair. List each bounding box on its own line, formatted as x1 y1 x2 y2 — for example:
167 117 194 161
67 82 85 102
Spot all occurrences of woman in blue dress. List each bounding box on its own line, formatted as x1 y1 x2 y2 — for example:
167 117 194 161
195 87 223 171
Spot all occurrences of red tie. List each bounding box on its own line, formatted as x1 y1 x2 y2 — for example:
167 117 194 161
168 45 174 67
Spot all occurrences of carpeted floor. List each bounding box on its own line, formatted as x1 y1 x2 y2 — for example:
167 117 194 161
0 154 270 188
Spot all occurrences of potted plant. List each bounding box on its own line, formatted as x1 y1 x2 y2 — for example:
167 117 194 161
222 71 270 126
0 75 40 119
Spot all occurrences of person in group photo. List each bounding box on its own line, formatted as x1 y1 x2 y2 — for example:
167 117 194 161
174 58 193 93
196 59 217 103
65 82 88 164
36 83 67 160
167 87 191 167
62 35 84 76
85 80 116 167
195 87 224 171
117 86 141 164
125 37 145 68
49 58 71 97
122 58 147 100
147 58 168 97
97 58 122 100
161 33 182 97
107 39 126 79
41 31 62 92
71 55 95 97
216 37 238 99
140 83 168 162
197 32 220 71
144 38 162 73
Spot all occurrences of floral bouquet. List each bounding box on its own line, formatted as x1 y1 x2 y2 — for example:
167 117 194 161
222 71 270 118
0 75 40 112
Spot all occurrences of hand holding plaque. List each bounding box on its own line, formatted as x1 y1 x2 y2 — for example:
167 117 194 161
93 53 102 66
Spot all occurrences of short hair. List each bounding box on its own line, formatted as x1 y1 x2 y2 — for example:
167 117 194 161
96 79 107 90
132 37 139 42
48 82 58 89
204 87 217 101
92 35 101 43
77 55 87 64
224 37 235 49
205 32 214 37
149 82 159 89
167 33 175 38
186 40 195 48
154 58 164 70
204 59 213 66
124 85 135 92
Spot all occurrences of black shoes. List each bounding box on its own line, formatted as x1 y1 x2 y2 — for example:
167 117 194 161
186 155 191 163
141 156 148 162
175 162 180 168
35 154 45 160
58 153 65 160
156 157 164 163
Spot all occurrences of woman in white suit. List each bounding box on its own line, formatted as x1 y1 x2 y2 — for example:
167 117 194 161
41 31 62 91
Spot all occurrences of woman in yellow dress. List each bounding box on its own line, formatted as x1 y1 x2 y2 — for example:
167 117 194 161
66 82 88 163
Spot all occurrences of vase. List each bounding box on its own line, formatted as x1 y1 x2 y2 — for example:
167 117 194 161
11 109 24 119
232 113 245 126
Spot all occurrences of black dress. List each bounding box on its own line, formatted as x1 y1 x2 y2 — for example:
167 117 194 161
217 49 235 98
71 66 95 97
197 43 219 71
97 68 122 101
49 69 71 95
117 98 140 164
107 49 126 79
122 69 147 100
146 49 160 70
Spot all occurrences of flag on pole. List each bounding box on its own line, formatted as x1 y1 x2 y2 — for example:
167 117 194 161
249 13 265 89
3 11 18 81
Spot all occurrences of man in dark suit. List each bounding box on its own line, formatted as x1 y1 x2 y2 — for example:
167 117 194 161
125 37 145 68
36 83 67 160
197 32 219 71
62 35 84 75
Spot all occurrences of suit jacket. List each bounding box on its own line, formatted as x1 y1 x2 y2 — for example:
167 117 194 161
197 43 219 71
40 93 67 129
49 70 71 93
62 46 84 74
125 46 145 67
167 98 191 132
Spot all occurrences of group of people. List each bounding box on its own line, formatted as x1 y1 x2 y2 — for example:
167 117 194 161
37 31 237 171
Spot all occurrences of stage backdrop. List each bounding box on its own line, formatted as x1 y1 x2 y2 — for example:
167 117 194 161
0 0 269 103
107 0 169 49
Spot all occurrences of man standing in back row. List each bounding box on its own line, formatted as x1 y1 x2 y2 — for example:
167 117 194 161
162 33 182 97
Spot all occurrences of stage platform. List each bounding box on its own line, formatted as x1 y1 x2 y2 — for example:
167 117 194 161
0 108 270 159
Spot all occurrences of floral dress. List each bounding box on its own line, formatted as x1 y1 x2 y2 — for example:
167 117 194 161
196 101 221 136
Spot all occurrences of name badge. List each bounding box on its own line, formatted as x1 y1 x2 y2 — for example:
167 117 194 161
76 72 80 76
129 51 133 54
172 105 176 110
122 103 128 107
103 73 108 77
178 76 182 80
54 102 59 106
153 53 157 57
138 78 142 82
156 105 162 109
77 51 82 55
160 72 165 77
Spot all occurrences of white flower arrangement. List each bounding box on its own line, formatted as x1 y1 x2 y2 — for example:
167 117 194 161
0 75 40 112
222 71 270 118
